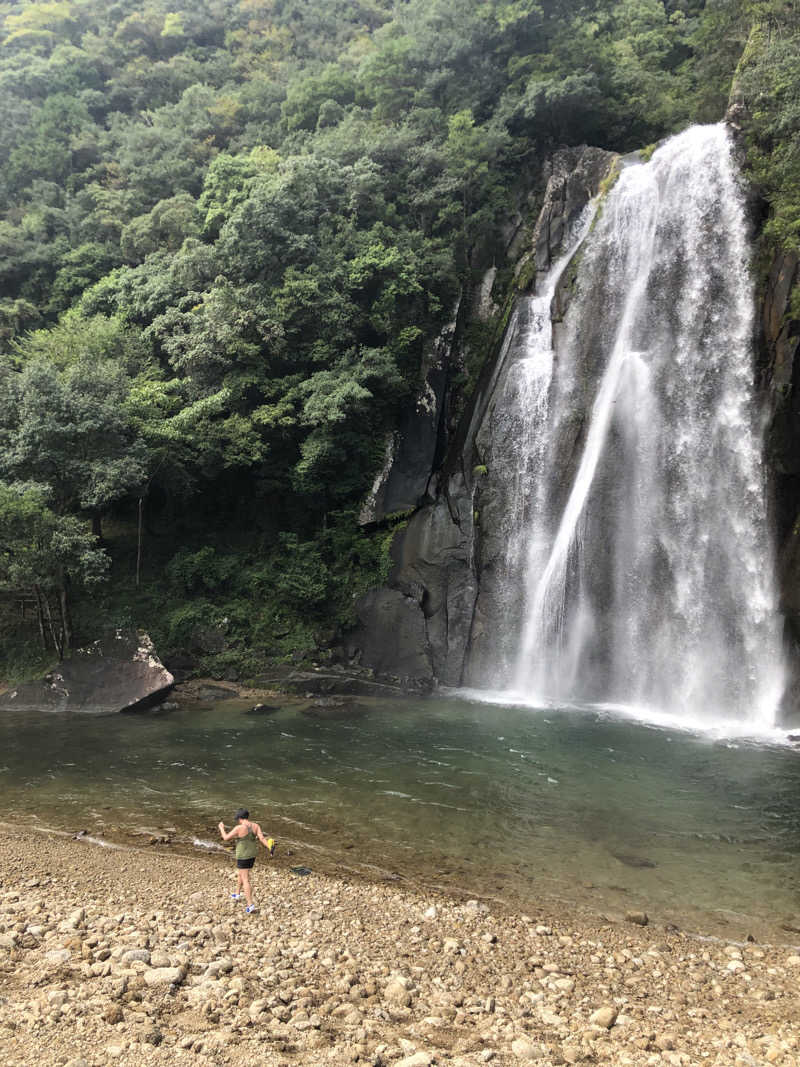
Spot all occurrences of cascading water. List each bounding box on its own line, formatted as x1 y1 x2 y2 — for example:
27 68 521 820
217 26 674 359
487 124 785 727
473 210 595 678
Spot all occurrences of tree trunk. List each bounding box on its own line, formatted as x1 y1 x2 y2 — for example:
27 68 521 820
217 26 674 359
136 495 144 587
33 585 48 650
92 512 102 540
59 579 72 656
41 590 63 659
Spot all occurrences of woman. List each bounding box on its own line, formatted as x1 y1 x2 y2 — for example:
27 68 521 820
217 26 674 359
217 808 274 913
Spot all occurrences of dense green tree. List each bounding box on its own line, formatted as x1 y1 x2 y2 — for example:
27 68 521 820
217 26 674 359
1 0 792 676
0 482 108 656
737 17 800 254
0 318 149 521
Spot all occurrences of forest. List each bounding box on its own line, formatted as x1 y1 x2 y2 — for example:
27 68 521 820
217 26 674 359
0 0 797 680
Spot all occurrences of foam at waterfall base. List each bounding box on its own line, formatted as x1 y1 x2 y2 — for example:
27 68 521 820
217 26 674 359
450 686 794 746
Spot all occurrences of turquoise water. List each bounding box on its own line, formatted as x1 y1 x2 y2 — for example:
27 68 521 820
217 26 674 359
2 694 799 939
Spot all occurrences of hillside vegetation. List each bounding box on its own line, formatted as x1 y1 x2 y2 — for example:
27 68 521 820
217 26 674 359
0 0 797 680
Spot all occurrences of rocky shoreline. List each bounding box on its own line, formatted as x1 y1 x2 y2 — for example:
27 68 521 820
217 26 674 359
1 827 799 1066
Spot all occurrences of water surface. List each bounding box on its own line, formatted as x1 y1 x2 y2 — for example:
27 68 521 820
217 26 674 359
2 693 799 940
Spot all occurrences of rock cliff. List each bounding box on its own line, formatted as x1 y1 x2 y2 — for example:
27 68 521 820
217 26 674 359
348 132 800 719
346 147 617 686
764 251 800 704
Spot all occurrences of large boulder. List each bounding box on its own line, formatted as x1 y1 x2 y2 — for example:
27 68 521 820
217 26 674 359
0 630 174 714
347 586 434 683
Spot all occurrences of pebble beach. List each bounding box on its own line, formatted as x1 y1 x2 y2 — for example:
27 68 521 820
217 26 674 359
1 826 799 1066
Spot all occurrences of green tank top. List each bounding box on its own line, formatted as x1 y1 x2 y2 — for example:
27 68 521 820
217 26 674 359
235 827 258 860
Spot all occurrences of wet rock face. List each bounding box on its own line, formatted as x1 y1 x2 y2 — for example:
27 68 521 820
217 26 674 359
532 146 618 276
765 253 800 599
765 252 800 493
353 142 798 712
347 477 477 687
0 630 174 714
347 586 434 683
764 251 800 717
359 325 454 525
349 149 615 687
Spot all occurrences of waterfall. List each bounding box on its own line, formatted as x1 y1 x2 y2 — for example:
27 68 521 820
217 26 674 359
490 124 784 727
473 209 595 679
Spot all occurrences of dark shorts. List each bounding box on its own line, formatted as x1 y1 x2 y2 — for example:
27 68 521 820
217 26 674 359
236 857 255 869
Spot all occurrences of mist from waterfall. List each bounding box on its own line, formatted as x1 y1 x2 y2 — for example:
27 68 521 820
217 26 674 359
490 124 784 728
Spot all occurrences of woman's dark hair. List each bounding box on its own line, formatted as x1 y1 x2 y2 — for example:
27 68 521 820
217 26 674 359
234 808 249 821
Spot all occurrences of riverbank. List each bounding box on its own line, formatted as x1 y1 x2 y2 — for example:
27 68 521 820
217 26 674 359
0 827 798 1066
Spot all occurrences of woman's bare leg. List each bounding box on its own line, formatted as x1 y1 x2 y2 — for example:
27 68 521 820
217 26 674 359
241 869 253 907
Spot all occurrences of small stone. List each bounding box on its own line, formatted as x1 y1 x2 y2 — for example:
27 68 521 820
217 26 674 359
655 1033 677 1051
396 1054 432 1067
589 1006 618 1029
466 900 489 914
205 956 233 977
540 1009 566 1027
624 911 648 926
423 906 437 920
384 981 412 1007
45 949 71 965
103 1004 124 1024
249 998 269 1020
511 1037 541 1059
143 965 186 987
121 949 151 965
785 955 800 967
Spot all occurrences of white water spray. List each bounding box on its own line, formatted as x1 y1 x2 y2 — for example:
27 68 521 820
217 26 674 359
474 208 595 677
488 125 784 727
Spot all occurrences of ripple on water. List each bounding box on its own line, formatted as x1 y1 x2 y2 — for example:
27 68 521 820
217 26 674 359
1 696 800 938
